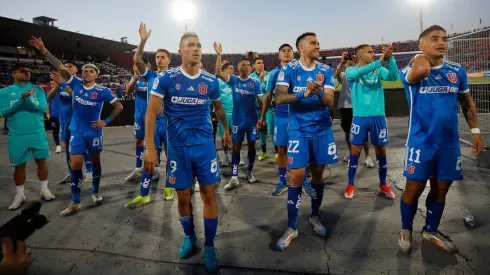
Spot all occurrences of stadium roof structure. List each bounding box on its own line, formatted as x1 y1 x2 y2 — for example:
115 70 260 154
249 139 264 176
0 16 137 56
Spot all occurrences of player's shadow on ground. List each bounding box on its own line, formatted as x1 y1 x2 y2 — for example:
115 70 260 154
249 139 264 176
420 240 459 270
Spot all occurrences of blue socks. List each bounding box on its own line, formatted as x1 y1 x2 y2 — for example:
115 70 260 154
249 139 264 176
425 198 445 233
231 151 240 177
247 150 256 172
140 170 153 196
84 154 92 173
179 216 195 236
70 169 83 203
377 154 387 186
136 145 144 169
348 154 359 186
400 199 417 230
310 183 324 217
278 167 287 185
204 218 218 247
287 186 302 230
91 162 101 193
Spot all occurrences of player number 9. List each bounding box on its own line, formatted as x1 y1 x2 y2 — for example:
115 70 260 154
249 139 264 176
170 160 177 173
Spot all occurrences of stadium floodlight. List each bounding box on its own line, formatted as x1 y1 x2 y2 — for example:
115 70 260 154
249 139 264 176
172 0 196 32
410 0 431 33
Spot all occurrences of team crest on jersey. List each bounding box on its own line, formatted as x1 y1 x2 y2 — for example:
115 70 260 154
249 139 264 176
316 74 324 82
373 70 378 74
168 176 176 185
447 73 457 83
277 71 285 81
198 84 208 95
297 76 301 81
407 165 415 174
90 92 98 99
249 82 254 89
175 84 181 90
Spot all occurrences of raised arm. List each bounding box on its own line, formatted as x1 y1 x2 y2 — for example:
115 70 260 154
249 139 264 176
29 37 71 80
345 60 382 81
133 23 152 75
335 52 348 80
406 55 431 83
126 75 139 94
213 42 229 81
46 83 58 100
50 72 72 95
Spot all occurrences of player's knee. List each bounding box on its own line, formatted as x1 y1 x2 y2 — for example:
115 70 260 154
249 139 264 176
14 163 27 174
232 143 241 152
199 186 216 205
402 180 425 204
289 169 305 187
350 144 363 156
374 145 386 155
135 139 144 146
277 146 287 155
70 157 84 170
89 154 101 164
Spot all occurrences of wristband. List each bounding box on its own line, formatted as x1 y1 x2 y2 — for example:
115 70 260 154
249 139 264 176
104 117 112 125
295 92 305 100
59 82 68 89
471 128 480 134
318 90 326 98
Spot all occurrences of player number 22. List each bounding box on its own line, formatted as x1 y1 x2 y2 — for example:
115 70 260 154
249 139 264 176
408 147 421 164
288 140 299 153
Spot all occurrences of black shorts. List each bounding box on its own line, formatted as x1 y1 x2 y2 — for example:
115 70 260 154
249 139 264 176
339 108 353 133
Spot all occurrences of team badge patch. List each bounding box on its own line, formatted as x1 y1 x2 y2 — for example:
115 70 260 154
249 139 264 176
277 71 285 81
447 73 457 83
198 84 208 95
297 76 301 81
175 84 181 90
288 157 293 164
407 165 415 174
168 176 176 184
249 82 254 89
90 92 98 99
316 74 324 82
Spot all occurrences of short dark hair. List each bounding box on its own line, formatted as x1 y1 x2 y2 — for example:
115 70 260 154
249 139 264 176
253 57 264 64
221 63 232 71
295 32 316 50
142 57 150 64
11 63 28 72
238 58 249 65
355 44 370 56
63 60 78 69
156 49 171 60
279 43 293 52
419 25 447 42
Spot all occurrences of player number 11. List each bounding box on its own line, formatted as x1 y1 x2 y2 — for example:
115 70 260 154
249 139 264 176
408 147 421 164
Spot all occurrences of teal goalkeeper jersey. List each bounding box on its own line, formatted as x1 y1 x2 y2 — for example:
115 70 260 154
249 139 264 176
345 56 398 117
218 79 233 114
250 71 271 110
0 82 47 135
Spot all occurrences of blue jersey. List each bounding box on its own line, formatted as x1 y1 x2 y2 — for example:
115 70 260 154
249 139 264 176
276 60 335 137
266 66 288 117
400 60 469 149
133 76 148 120
226 75 262 123
142 68 166 124
58 85 73 124
67 75 117 136
150 67 220 147
47 91 60 118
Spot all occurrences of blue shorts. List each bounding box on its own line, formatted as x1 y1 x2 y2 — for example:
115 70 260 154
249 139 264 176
167 141 221 190
274 116 289 147
133 115 145 140
404 146 463 182
60 122 70 143
232 121 258 144
350 116 388 146
69 131 103 155
153 122 167 151
287 131 339 169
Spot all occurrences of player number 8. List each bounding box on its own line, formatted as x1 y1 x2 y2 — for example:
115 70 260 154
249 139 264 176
170 160 177 173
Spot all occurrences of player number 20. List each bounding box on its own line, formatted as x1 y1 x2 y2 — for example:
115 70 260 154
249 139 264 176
351 124 360 135
408 147 421 164
170 160 177 173
288 140 300 153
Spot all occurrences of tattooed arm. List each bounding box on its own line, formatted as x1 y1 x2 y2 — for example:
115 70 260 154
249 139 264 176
29 37 71 80
458 92 483 155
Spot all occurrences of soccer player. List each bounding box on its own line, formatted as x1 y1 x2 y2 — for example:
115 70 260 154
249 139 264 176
29 37 124 216
250 57 273 161
144 32 231 273
0 63 55 210
214 43 264 191
124 59 152 182
274 33 337 250
335 51 375 168
398 25 482 253
344 44 398 199
125 23 174 207
47 61 93 185
217 63 235 167
46 81 62 154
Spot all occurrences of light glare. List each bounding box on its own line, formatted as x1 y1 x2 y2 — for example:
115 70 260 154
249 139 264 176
172 1 196 21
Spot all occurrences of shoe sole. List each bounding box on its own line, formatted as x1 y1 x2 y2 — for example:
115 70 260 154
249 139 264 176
272 187 288 196
422 236 458 253
9 200 27 211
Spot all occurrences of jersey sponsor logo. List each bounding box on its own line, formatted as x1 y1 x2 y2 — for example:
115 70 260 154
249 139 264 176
175 83 181 90
316 74 324 82
168 176 176 185
446 73 457 83
234 88 255 95
152 78 159 90
171 96 207 105
293 86 307 93
90 92 98 99
198 84 208 95
248 82 254 89
75 96 97 106
277 71 285 81
401 66 410 73
419 86 459 94
407 165 415 174
187 86 195 92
